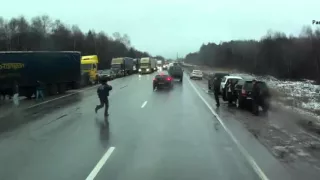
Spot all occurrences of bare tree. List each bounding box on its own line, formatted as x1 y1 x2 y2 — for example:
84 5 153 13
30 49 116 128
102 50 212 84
0 15 153 70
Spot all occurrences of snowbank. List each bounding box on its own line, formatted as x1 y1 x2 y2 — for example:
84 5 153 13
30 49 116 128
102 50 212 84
182 62 320 115
257 75 320 112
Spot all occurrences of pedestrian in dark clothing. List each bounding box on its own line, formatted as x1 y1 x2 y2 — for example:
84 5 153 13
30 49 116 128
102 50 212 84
95 76 113 117
227 81 236 104
213 77 220 107
224 80 230 99
0 85 5 101
251 79 260 115
12 81 19 106
36 80 45 101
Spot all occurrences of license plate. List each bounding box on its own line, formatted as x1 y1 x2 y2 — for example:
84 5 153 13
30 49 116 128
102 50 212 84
158 82 164 84
247 97 252 100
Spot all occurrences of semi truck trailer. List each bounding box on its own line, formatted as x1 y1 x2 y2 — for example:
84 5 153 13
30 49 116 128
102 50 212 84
0 51 81 98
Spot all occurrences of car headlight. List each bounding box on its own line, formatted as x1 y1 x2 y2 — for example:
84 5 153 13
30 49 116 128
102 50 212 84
146 68 150 71
138 69 141 72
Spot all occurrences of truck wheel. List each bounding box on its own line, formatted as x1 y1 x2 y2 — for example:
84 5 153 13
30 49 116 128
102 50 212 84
95 76 99 84
58 84 66 94
48 84 58 95
24 89 34 99
25 91 34 99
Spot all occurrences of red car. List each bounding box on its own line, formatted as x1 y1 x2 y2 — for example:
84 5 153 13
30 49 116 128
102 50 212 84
153 74 173 90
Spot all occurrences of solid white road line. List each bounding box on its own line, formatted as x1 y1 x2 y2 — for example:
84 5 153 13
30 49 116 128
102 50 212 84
186 77 269 180
141 101 148 108
25 85 99 110
86 147 116 180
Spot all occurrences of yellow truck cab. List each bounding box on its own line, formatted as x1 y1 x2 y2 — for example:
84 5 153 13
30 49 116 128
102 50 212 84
81 55 99 84
139 57 157 74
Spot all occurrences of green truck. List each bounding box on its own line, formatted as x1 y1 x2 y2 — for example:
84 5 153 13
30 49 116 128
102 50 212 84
138 57 157 74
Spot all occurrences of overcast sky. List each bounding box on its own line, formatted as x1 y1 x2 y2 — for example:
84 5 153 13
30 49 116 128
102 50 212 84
1 0 319 58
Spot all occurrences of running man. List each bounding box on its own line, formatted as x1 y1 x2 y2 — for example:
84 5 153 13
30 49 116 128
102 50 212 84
95 76 112 117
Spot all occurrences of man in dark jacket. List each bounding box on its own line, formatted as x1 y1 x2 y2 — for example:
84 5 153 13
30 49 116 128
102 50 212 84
12 81 19 106
251 79 260 115
227 80 236 104
36 80 45 101
213 77 220 107
95 76 113 117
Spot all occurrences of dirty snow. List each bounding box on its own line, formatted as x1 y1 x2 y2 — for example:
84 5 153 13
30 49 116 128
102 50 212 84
256 76 320 112
183 62 320 116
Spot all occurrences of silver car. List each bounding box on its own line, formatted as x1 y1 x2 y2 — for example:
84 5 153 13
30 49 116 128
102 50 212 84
99 69 116 80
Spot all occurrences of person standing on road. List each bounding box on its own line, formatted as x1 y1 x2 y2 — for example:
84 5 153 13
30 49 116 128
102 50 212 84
227 81 235 104
0 84 5 103
95 76 113 118
12 81 19 106
213 77 220 107
251 79 261 115
36 80 45 101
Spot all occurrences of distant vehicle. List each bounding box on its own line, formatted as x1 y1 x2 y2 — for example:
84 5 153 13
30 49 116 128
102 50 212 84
133 59 139 73
99 69 116 80
0 51 81 98
208 72 230 93
168 63 183 82
156 60 163 69
190 70 203 80
220 75 243 100
81 55 99 85
162 64 168 70
139 57 157 74
111 57 134 77
153 73 173 90
233 78 271 112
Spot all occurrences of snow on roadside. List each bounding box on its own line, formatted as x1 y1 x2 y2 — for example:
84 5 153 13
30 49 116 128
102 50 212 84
256 75 320 112
183 62 320 116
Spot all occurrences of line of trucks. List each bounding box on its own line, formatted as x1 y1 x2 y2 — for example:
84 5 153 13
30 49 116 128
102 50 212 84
0 51 163 99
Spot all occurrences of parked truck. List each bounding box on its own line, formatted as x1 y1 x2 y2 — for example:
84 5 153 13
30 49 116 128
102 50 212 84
0 51 81 99
156 60 163 69
110 57 134 77
133 58 139 73
138 57 157 74
81 55 99 85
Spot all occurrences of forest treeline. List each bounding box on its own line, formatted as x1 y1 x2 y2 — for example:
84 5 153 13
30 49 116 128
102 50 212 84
0 15 165 69
185 27 320 82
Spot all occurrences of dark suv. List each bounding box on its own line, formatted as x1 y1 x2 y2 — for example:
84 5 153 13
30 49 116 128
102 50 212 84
168 64 183 82
208 73 230 92
153 74 173 90
233 78 271 111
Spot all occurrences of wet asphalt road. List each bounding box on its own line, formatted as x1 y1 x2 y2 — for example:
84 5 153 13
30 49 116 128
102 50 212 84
0 72 296 180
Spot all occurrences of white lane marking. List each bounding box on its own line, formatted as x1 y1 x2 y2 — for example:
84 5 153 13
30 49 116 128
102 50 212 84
141 101 148 108
86 147 116 180
26 85 99 110
186 77 269 180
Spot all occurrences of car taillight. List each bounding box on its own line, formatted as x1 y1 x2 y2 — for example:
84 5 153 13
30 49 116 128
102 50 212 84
153 78 156 81
241 89 246 96
167 77 172 81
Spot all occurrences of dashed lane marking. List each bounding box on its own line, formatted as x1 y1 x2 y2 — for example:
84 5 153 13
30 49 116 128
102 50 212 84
186 77 269 180
141 101 148 108
86 147 115 180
